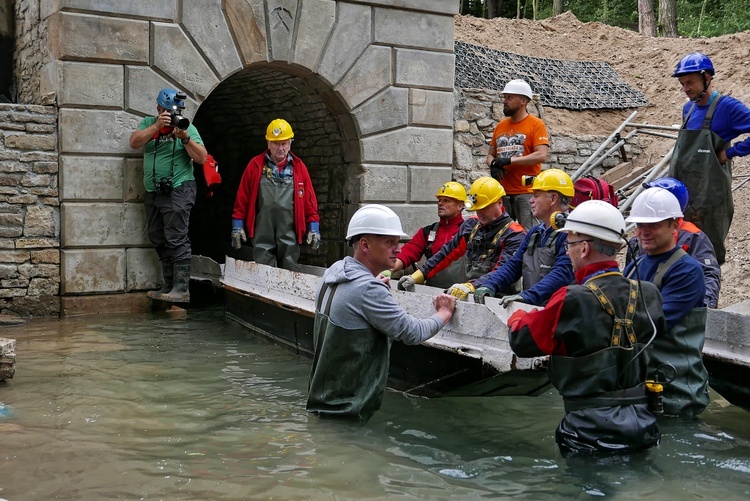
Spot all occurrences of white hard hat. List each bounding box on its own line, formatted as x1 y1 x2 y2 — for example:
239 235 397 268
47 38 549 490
346 204 410 241
625 187 683 223
560 200 626 244
502 79 533 100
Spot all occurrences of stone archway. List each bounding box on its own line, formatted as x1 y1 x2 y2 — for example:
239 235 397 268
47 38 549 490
39 0 457 312
191 63 359 267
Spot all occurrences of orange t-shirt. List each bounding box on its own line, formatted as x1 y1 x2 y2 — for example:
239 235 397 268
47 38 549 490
489 115 550 195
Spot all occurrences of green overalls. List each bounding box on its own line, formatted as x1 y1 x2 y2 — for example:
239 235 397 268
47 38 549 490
668 95 734 263
306 283 392 421
626 249 710 417
252 164 300 270
550 275 659 454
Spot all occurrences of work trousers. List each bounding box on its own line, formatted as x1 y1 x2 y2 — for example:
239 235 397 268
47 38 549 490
145 180 196 263
503 193 537 230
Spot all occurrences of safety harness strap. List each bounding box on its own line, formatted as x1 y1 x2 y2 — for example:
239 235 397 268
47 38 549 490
468 220 514 261
584 274 639 347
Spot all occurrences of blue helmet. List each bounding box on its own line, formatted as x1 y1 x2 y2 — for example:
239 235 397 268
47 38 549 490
156 88 183 109
644 177 689 212
672 52 714 77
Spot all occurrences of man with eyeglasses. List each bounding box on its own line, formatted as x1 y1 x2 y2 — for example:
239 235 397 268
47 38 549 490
623 187 708 418
508 200 665 455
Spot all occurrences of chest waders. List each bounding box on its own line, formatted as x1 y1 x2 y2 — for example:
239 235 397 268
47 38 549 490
627 249 710 417
463 220 513 281
306 283 392 421
549 274 659 454
421 222 467 289
668 96 733 263
521 229 567 290
252 174 300 270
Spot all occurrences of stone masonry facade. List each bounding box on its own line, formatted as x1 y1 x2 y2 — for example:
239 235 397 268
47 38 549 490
10 0 459 315
7 1 647 316
0 103 59 317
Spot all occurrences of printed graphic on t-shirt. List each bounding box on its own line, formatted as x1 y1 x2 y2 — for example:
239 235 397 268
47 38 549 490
495 133 527 158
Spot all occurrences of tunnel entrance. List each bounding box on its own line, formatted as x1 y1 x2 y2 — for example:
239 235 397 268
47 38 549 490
189 63 359 268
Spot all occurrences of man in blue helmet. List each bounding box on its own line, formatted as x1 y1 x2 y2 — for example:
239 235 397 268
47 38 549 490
668 52 750 264
130 88 207 303
626 177 721 309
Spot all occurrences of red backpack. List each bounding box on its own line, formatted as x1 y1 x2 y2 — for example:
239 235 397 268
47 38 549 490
572 175 618 208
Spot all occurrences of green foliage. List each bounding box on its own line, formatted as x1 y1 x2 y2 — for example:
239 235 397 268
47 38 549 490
479 0 750 37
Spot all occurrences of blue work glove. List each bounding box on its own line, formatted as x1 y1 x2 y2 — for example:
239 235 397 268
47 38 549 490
499 294 524 308
231 219 246 250
490 156 511 180
473 286 495 304
306 221 321 250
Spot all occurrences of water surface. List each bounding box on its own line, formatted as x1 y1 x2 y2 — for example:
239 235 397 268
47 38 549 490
0 308 748 500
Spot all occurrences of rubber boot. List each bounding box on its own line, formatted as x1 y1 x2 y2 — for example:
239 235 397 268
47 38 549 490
147 261 173 300
160 259 191 303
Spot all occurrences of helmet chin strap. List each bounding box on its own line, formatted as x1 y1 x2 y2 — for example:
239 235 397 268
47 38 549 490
692 71 711 103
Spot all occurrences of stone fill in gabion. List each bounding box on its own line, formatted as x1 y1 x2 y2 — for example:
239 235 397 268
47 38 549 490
455 41 649 110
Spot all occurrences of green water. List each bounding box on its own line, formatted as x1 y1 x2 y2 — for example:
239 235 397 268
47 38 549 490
0 308 748 500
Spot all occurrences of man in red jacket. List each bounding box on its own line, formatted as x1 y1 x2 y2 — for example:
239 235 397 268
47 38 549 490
231 119 320 270
391 181 466 289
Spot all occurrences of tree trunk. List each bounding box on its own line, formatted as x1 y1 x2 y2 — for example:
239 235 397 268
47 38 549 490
639 0 656 36
487 0 503 19
658 0 678 37
553 0 565 16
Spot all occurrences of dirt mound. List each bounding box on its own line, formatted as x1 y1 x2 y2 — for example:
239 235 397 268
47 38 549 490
455 12 750 308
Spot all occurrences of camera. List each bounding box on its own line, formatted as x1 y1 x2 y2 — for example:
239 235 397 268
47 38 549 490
521 175 536 187
169 93 190 130
156 177 173 195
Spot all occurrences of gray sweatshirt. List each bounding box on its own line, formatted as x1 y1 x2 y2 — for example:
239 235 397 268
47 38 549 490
318 256 445 345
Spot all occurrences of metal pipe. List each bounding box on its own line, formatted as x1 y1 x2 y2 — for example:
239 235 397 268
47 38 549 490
618 147 673 213
633 129 679 140
625 122 681 132
572 110 638 181
575 128 639 179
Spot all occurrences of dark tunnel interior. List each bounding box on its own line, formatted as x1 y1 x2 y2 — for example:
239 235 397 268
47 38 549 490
190 64 360 268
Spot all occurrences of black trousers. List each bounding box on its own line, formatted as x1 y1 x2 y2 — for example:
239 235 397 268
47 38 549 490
144 180 196 262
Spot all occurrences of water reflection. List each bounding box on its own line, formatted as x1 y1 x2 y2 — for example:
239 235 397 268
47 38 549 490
0 308 748 500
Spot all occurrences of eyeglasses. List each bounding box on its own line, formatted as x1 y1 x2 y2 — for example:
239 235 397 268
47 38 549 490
563 239 593 251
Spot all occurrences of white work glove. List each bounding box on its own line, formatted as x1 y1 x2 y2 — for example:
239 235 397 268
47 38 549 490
398 270 424 291
499 294 523 308
231 219 247 250
446 282 475 301
305 222 321 250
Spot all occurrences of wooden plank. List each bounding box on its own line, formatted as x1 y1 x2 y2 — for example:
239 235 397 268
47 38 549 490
601 161 632 183
608 164 653 190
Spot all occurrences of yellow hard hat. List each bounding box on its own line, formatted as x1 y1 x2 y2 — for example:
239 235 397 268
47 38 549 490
532 169 574 197
435 181 467 202
465 177 505 211
265 119 294 141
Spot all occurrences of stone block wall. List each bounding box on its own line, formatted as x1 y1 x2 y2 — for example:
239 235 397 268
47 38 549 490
9 0 459 314
13 0 49 104
452 88 644 186
0 103 60 316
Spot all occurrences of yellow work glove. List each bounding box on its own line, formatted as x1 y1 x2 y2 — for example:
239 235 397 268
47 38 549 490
397 270 424 291
446 282 475 301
